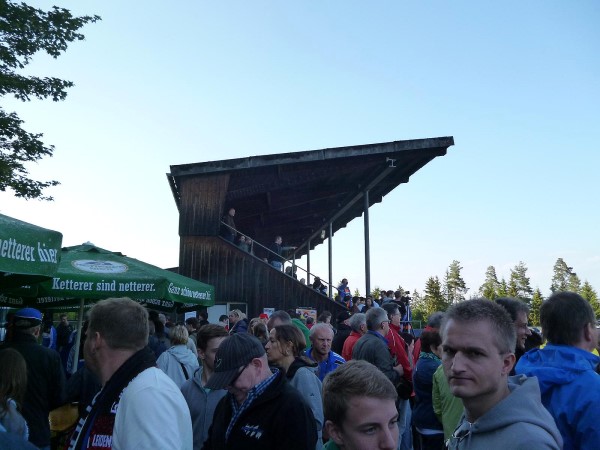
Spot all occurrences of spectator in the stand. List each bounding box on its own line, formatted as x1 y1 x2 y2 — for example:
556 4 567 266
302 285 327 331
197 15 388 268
221 207 236 243
228 309 248 335
306 323 345 381
180 324 229 450
237 235 249 252
312 277 328 295
331 311 352 356
0 348 29 440
285 265 298 279
268 235 296 271
0 308 65 450
337 279 352 306
341 313 367 361
266 324 324 449
323 360 399 450
245 238 255 255
157 325 200 388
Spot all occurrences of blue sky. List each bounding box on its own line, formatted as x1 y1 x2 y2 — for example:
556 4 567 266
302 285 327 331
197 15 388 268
1 1 599 299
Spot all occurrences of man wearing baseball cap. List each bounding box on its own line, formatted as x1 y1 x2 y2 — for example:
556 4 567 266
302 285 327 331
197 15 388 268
1 308 65 450
202 333 317 449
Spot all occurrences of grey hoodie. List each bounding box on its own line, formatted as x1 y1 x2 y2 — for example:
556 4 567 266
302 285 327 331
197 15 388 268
156 344 199 388
447 375 563 450
180 366 227 450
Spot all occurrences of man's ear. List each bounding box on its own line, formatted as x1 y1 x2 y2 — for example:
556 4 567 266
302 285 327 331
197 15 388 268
502 352 516 375
583 323 596 351
325 420 345 447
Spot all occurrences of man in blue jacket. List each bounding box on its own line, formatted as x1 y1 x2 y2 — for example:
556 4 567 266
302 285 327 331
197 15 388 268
516 291 600 449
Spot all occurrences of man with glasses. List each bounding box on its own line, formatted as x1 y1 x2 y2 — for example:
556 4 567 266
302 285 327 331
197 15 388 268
203 333 317 449
441 299 562 449
495 297 532 374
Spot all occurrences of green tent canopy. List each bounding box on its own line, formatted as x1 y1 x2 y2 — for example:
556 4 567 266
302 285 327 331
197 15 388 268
0 243 215 311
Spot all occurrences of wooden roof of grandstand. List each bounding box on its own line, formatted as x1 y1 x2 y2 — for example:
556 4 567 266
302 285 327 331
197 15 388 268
167 136 455 256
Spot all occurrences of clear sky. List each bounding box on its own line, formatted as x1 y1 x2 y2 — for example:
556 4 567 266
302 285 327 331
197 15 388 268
1 1 599 299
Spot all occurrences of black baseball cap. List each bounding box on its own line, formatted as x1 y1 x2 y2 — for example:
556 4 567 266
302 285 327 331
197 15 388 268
205 333 266 390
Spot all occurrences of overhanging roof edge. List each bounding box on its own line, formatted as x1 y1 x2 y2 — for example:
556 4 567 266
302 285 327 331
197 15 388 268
168 136 454 178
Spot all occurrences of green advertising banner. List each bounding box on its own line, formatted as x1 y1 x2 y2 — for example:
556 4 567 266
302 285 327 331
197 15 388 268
0 213 63 288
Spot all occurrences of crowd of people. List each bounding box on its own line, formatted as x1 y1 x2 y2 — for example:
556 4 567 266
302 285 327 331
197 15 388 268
0 291 599 449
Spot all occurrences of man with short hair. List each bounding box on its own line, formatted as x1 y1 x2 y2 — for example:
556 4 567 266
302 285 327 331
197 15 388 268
306 322 345 381
68 298 192 449
268 309 310 345
341 313 366 361
268 235 296 271
1 308 65 450
516 291 600 449
203 333 317 449
181 324 229 450
495 297 532 372
441 299 562 449
323 360 399 450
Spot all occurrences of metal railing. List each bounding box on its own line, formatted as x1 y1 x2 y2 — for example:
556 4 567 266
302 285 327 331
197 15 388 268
220 221 335 298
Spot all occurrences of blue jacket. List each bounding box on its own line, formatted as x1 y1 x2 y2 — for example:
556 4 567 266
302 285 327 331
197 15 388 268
516 344 600 450
305 348 345 381
412 353 443 432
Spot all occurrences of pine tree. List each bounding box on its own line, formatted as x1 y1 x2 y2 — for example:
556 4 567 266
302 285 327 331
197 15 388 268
550 258 571 293
580 281 600 318
353 288 361 297
424 276 450 316
567 273 581 294
371 286 381 300
509 261 533 302
479 265 500 300
530 288 544 326
409 289 426 324
444 260 468 304
498 278 509 297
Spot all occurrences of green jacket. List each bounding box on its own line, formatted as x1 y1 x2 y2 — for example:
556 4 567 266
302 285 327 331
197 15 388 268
323 440 340 450
292 318 311 345
432 364 464 441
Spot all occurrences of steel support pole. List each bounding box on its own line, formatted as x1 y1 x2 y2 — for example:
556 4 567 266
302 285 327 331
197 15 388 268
307 239 311 286
328 222 333 298
364 190 371 297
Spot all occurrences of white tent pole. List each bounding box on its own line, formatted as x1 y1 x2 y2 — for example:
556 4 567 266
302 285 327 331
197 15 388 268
71 298 85 375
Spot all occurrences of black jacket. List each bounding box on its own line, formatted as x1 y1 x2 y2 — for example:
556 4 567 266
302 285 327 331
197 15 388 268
203 370 317 450
331 323 352 356
1 332 66 447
